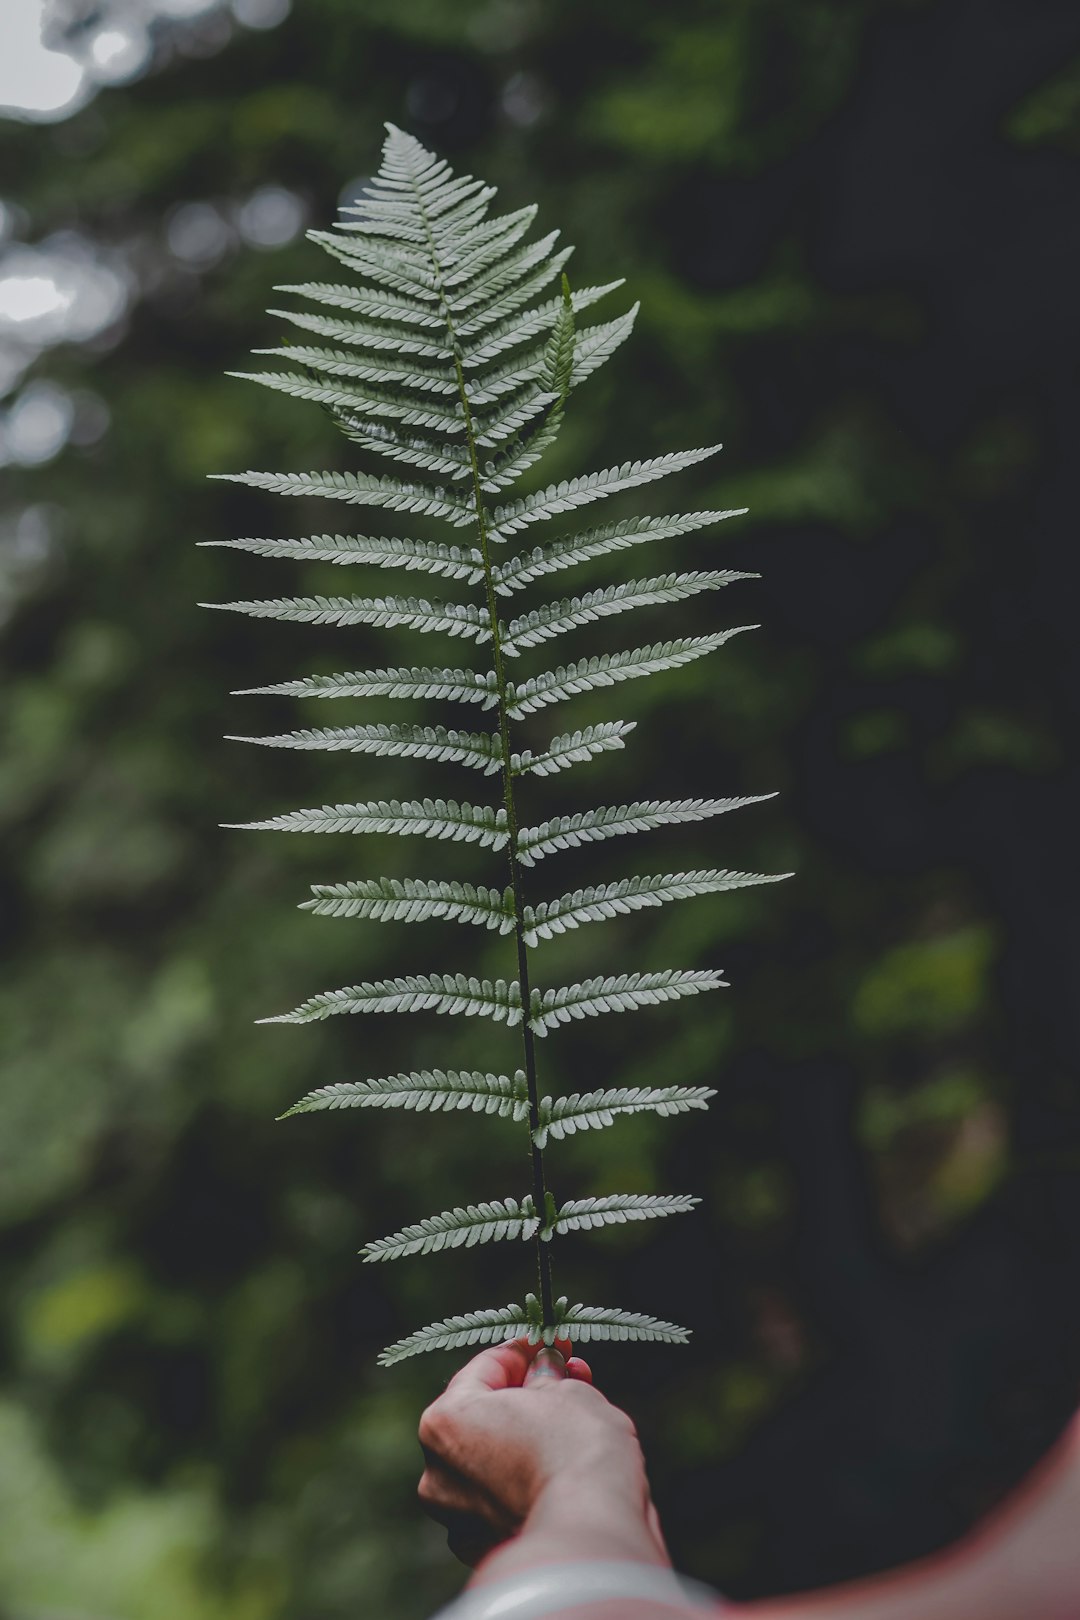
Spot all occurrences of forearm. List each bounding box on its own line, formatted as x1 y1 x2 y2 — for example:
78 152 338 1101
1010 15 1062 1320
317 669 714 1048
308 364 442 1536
736 1411 1080 1620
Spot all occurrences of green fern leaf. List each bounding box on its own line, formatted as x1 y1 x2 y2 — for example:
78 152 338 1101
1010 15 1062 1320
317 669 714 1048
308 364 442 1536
511 720 635 778
305 229 442 299
447 230 564 311
529 969 725 1035
523 869 793 945
301 877 515 933
454 247 576 337
228 370 466 434
259 974 523 1028
465 357 549 406
223 797 508 848
551 1194 699 1236
533 1085 716 1147
266 307 449 356
516 796 775 865
506 632 750 717
209 468 474 524
489 447 722 539
226 722 503 774
202 593 491 642
438 205 538 284
569 305 639 387
492 509 747 594
199 533 485 582
233 666 498 707
363 1196 539 1262
556 1303 690 1346
252 345 458 392
474 388 561 452
281 1069 528 1121
211 125 786 1365
272 282 449 330
463 281 624 367
331 421 472 480
378 1303 532 1366
502 573 753 655
478 417 564 494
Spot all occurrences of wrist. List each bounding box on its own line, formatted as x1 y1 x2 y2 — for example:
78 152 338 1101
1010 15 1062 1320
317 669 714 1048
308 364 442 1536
530 1475 670 1565
471 1469 670 1590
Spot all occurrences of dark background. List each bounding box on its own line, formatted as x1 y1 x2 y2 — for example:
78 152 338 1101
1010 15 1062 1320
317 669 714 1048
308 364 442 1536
2 1 1080 1615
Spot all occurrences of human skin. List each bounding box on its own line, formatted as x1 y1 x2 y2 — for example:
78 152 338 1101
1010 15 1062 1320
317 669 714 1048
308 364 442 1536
417 1338 1080 1620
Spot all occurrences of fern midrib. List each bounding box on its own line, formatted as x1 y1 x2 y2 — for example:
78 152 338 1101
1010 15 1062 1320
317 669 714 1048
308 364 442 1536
406 174 556 1328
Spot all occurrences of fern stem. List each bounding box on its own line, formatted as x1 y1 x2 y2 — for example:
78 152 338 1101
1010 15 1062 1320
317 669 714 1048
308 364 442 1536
411 185 556 1327
451 362 554 1328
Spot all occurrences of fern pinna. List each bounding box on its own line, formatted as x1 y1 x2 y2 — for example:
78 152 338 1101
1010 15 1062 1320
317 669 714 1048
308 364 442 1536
205 125 789 1366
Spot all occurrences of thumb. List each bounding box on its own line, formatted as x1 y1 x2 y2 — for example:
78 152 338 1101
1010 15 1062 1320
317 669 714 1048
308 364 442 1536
523 1345 567 1385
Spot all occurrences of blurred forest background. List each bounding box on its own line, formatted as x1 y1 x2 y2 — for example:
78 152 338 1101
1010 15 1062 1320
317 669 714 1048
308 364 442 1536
2 0 1080 1616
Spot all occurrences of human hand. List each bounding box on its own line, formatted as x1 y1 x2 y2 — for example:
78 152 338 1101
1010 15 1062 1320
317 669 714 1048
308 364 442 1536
417 1336 669 1571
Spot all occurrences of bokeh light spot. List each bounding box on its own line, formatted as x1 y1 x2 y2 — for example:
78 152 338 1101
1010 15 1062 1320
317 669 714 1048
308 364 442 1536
3 380 75 465
236 186 305 249
166 202 233 268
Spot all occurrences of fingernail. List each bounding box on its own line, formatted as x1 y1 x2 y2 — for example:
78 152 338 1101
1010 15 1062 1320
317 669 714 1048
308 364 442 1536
525 1348 567 1382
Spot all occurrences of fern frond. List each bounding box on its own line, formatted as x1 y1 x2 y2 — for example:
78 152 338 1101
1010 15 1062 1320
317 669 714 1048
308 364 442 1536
492 509 747 593
363 1197 539 1262
511 720 635 778
253 345 458 392
259 973 523 1027
447 229 563 311
212 125 779 1365
301 877 515 933
226 722 503 774
227 370 466 435
266 308 450 357
533 1085 715 1147
529 969 724 1035
556 1303 690 1346
462 307 572 411
465 357 549 407
516 796 775 865
478 414 566 494
208 469 473 525
223 797 508 848
523 870 792 945
569 305 638 387
506 633 749 717
502 573 753 654
528 970 724 1035
552 1194 699 1235
474 387 561 452
378 1303 532 1366
466 338 563 408
489 447 722 538
199 533 485 583
202 594 491 643
305 229 441 299
234 665 498 707
281 1068 528 1121
272 282 449 329
451 238 566 320
332 421 472 481
437 205 538 283
454 247 576 337
463 281 624 367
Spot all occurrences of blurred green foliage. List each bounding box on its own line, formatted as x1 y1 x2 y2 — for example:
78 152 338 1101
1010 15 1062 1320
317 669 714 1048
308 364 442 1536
2 0 1080 1615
